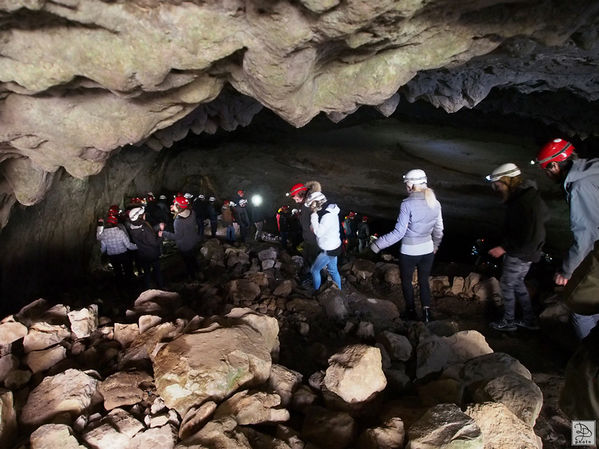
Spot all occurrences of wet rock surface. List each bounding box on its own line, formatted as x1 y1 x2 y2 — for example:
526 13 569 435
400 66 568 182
0 238 575 448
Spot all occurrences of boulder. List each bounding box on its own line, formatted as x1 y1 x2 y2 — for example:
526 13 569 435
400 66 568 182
226 279 261 305
113 323 140 348
465 402 542 449
0 320 28 346
105 408 145 438
407 403 483 449
357 416 405 449
266 364 303 407
378 330 412 362
471 374 543 426
179 401 218 440
67 305 98 339
352 259 376 280
213 389 290 425
323 344 387 405
23 321 70 352
128 424 178 449
461 352 532 386
153 314 277 416
416 330 493 379
25 345 67 374
21 369 99 427
98 370 153 410
30 424 86 449
0 389 17 448
132 290 182 316
176 417 251 448
347 296 400 331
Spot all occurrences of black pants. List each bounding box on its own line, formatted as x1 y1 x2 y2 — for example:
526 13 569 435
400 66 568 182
140 258 164 290
399 252 435 310
181 249 198 279
108 252 134 284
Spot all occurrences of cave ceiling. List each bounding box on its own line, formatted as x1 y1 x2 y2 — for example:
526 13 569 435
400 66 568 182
1 0 599 228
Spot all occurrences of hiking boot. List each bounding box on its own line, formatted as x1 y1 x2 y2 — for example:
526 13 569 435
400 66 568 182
515 319 541 330
423 307 433 324
489 319 517 332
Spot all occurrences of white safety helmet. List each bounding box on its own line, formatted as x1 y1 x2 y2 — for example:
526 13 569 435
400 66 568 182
129 207 145 222
198 194 205 200
209 196 215 202
403 169 427 188
184 193 193 199
485 163 521 182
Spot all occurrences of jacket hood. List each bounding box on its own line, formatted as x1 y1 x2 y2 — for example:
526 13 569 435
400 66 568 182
305 180 321 193
325 203 340 215
566 158 599 184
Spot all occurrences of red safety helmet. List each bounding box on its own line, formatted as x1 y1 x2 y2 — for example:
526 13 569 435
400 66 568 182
281 205 289 211
348 211 356 218
223 200 230 206
108 204 119 213
237 189 245 197
288 183 308 197
535 138 575 168
362 216 368 222
106 215 118 225
173 195 190 209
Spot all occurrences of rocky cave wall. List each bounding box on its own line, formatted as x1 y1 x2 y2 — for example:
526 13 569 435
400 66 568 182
1 0 598 302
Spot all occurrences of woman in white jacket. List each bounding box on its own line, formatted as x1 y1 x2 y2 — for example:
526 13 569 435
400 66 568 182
305 192 343 291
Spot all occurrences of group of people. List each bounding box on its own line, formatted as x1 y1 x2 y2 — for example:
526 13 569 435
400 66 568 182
287 138 599 346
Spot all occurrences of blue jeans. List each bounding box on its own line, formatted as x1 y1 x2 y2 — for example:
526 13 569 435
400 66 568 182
500 255 534 322
310 251 342 290
226 224 235 242
399 252 435 310
571 312 599 340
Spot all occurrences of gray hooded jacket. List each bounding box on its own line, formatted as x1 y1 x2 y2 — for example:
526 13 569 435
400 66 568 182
562 158 599 278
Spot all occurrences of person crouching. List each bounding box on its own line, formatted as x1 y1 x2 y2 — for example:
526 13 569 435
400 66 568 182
305 192 343 292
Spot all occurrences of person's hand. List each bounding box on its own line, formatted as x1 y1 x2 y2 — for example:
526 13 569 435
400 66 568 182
369 242 380 254
488 246 506 258
159 222 165 231
158 230 163 238
554 273 569 286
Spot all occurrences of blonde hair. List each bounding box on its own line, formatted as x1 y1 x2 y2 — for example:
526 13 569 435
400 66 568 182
411 184 438 208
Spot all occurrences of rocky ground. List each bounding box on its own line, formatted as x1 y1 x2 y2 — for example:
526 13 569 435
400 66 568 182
0 236 580 449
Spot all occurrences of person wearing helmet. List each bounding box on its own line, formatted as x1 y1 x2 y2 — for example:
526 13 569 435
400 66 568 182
193 194 210 241
207 196 218 237
485 163 547 332
159 195 200 280
221 200 236 242
306 191 343 291
535 138 599 340
276 205 291 248
370 169 443 323
357 216 371 253
127 206 164 290
342 211 358 254
97 212 137 286
289 181 322 285
234 198 251 243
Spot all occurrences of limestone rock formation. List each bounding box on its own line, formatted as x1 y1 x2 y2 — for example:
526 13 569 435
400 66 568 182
1 0 598 228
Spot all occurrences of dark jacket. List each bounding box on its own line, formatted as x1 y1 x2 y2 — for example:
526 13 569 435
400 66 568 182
502 181 548 262
234 205 251 228
129 220 161 261
299 203 317 245
193 198 210 220
162 210 199 252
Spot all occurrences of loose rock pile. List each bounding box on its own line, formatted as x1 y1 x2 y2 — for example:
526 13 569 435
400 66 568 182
0 239 544 448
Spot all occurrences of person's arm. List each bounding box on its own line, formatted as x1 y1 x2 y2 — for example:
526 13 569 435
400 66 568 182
562 182 599 279
162 218 179 241
371 201 410 252
432 204 444 251
120 229 138 251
